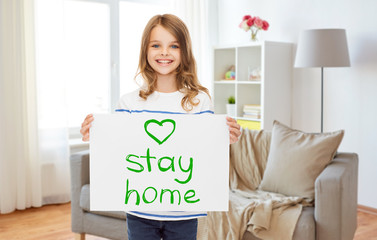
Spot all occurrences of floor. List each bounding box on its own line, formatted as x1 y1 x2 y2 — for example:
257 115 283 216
0 203 376 239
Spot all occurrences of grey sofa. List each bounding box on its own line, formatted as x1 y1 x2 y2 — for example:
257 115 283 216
70 151 358 240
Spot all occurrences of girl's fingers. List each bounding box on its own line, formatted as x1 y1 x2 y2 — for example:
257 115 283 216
229 134 237 144
80 114 94 142
226 116 237 123
80 125 85 135
80 123 92 135
85 113 93 120
82 134 89 142
81 129 90 142
229 123 241 132
82 115 94 128
228 122 240 129
229 128 241 144
228 124 241 138
226 116 241 144
229 128 241 139
226 117 241 129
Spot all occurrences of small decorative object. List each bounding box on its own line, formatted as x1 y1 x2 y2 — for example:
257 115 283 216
248 66 261 81
239 15 269 41
224 65 236 80
226 96 236 117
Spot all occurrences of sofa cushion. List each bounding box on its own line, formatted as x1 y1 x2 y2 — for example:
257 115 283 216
259 120 344 199
80 184 127 220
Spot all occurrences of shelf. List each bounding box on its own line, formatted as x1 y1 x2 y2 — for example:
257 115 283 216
213 42 292 131
215 80 261 85
236 117 261 122
215 80 236 84
237 80 261 84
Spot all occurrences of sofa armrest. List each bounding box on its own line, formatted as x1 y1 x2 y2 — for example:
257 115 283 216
314 152 358 240
70 150 90 233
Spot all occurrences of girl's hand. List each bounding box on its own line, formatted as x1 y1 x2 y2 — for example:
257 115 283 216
226 116 241 144
80 114 94 142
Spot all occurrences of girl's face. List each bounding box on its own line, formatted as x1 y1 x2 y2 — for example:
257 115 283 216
147 25 181 79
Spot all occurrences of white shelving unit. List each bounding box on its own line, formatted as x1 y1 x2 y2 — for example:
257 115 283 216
213 41 292 130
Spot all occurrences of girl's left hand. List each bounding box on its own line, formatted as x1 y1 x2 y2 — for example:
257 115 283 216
226 116 241 144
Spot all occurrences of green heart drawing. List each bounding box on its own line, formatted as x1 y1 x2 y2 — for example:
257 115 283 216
144 119 176 145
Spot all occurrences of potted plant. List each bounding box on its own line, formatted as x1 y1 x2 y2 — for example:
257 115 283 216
226 96 236 117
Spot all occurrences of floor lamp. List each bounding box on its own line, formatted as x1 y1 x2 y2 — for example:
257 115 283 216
294 29 350 132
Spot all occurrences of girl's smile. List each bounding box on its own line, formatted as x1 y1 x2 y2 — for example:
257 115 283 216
156 59 173 65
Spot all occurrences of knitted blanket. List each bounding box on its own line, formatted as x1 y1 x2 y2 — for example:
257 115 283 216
197 128 311 240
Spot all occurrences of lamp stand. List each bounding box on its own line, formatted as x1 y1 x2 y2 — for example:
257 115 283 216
320 67 324 133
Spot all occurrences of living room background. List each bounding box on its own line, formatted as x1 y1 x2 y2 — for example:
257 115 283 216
213 0 377 209
1 0 376 213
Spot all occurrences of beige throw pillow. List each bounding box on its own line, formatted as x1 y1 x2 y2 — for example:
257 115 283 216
259 120 344 199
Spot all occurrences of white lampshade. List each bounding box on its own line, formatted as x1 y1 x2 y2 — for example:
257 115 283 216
294 29 350 68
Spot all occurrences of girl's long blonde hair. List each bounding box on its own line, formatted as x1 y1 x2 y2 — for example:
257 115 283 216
136 14 210 112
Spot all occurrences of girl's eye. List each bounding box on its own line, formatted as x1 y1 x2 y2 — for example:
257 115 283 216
151 44 159 48
171 45 179 49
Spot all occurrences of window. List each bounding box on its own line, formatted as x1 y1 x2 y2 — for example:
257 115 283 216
35 0 174 142
63 0 111 128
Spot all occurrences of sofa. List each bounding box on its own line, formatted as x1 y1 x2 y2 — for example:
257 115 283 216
70 127 358 240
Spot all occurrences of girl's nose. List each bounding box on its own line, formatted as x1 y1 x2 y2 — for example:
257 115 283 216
160 47 169 56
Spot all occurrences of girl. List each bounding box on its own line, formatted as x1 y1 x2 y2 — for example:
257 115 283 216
80 14 241 240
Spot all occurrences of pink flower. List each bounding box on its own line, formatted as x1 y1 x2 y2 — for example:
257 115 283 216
246 17 255 27
254 17 263 28
239 20 250 31
243 15 252 21
262 20 269 31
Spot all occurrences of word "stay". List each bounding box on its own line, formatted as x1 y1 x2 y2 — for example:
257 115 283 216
125 148 193 184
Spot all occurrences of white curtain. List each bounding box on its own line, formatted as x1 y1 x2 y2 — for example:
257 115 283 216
174 0 213 91
0 0 70 214
34 0 71 205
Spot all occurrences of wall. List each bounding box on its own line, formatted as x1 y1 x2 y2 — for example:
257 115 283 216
216 0 377 208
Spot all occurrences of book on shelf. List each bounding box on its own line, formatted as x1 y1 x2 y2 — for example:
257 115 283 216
243 104 261 112
243 104 261 119
243 109 261 114
243 114 261 119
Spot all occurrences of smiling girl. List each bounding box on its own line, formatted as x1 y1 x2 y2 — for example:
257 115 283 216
80 14 241 240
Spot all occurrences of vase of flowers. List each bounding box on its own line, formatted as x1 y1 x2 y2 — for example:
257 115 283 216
239 15 269 41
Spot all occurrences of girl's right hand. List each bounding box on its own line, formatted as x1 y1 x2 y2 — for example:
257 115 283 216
80 114 94 142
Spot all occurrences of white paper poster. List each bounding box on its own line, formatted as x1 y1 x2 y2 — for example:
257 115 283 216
90 113 229 212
